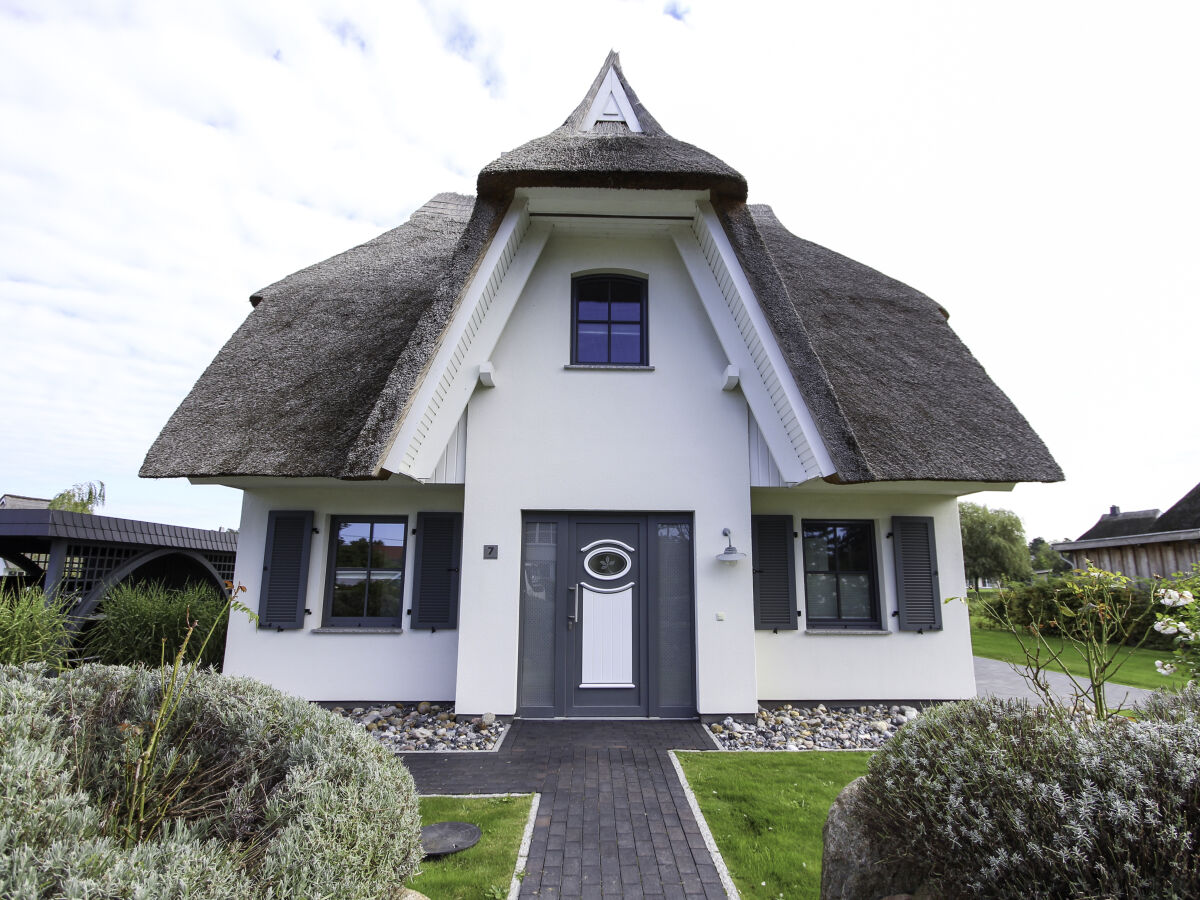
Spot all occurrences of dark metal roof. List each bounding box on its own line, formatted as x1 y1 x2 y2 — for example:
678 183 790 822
0 509 237 552
477 52 747 201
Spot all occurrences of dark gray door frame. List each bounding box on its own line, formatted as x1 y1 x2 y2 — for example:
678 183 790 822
516 511 696 719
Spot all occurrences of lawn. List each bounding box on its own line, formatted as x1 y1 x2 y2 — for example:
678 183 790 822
676 751 872 900
970 615 1189 692
407 794 534 900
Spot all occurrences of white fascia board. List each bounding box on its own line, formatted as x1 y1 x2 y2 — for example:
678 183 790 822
671 224 814 484
381 200 552 480
693 202 836 479
519 187 708 218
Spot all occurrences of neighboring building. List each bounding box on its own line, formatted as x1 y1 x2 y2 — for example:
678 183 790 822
1055 485 1200 579
0 494 51 510
141 54 1061 716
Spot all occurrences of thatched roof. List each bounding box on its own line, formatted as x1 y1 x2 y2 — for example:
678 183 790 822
1076 508 1163 541
716 202 1063 484
141 194 505 479
143 54 1061 486
477 52 746 201
1154 482 1200 533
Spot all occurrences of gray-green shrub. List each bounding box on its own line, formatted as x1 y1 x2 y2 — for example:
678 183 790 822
858 692 1200 898
0 663 423 899
85 581 228 668
0 585 73 667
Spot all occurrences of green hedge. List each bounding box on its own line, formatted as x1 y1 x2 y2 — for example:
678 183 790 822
85 581 229 669
978 574 1173 650
860 690 1200 898
0 663 423 898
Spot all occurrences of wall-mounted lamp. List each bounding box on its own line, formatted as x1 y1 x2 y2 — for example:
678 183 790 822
716 528 747 564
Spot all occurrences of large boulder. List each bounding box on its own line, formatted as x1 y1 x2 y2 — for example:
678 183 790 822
820 776 928 900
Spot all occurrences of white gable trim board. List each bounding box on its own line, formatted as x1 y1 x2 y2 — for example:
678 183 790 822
579 66 643 133
381 199 550 480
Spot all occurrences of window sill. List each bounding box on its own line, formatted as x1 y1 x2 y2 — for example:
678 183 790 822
804 628 891 636
563 364 655 371
310 626 405 634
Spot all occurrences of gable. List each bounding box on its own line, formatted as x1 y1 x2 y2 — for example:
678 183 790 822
381 189 833 486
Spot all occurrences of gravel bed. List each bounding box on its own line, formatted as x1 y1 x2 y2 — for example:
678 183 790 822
709 703 920 750
333 702 507 751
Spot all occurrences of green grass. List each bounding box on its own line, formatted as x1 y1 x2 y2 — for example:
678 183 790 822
676 751 871 900
970 615 1189 692
407 794 533 900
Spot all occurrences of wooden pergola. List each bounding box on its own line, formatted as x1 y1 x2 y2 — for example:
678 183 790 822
0 509 237 617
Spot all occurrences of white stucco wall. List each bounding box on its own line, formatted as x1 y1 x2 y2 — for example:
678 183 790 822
222 481 462 702
454 231 761 715
751 488 976 701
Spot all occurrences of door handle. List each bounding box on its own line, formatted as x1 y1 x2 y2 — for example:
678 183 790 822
567 584 579 629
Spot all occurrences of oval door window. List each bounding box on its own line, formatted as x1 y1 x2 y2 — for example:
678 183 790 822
584 546 632 580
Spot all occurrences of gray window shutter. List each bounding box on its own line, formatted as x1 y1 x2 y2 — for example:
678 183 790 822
893 516 942 632
411 512 462 630
259 510 313 630
752 515 798 630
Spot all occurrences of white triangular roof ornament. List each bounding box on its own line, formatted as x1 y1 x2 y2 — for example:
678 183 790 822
579 66 643 133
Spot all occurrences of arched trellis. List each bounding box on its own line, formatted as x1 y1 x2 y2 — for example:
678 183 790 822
73 548 228 620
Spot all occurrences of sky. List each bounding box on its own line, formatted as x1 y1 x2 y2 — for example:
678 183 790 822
1 0 1197 543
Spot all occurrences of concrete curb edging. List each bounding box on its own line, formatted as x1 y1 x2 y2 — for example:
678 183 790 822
508 792 541 900
669 750 740 899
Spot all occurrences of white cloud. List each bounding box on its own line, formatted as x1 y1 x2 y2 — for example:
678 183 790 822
1 0 1197 541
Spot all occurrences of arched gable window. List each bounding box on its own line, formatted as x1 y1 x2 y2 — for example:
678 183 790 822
571 274 648 366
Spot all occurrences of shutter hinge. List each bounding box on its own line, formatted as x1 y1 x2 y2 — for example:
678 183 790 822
886 532 893 539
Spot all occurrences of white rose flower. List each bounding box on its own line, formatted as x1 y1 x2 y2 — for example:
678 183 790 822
1154 620 1179 635
1155 660 1177 676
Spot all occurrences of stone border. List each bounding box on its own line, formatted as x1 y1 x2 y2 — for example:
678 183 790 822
416 792 540 900
668 751 740 900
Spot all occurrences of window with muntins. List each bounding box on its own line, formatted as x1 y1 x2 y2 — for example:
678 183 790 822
324 516 407 626
571 275 648 365
801 520 880 629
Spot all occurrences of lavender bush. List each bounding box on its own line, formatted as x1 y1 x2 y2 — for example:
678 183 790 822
858 691 1200 898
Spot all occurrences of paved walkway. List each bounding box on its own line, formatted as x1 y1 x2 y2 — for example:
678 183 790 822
400 664 1159 899
400 720 724 899
973 655 1156 708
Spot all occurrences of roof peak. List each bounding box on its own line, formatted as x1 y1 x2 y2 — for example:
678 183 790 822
477 53 746 200
561 52 662 135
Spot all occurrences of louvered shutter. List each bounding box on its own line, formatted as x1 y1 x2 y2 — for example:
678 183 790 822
752 515 798 630
259 510 313 630
893 516 943 632
411 512 463 630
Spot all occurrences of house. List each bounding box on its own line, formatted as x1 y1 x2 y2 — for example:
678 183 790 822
141 54 1061 717
1054 485 1200 580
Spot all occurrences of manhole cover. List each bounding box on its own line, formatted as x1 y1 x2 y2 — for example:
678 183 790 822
420 821 482 858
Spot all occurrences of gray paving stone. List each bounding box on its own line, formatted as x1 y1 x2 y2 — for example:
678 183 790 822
399 720 720 899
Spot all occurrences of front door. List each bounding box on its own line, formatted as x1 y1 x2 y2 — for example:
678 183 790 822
516 512 696 718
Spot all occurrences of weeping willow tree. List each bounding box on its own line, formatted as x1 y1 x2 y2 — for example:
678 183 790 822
48 480 106 514
959 501 1032 589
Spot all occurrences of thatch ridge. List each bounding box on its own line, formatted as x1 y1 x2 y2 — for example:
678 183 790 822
716 201 1064 484
477 52 747 201
140 193 505 479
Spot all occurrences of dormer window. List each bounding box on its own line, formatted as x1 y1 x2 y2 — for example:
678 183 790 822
571 275 648 366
